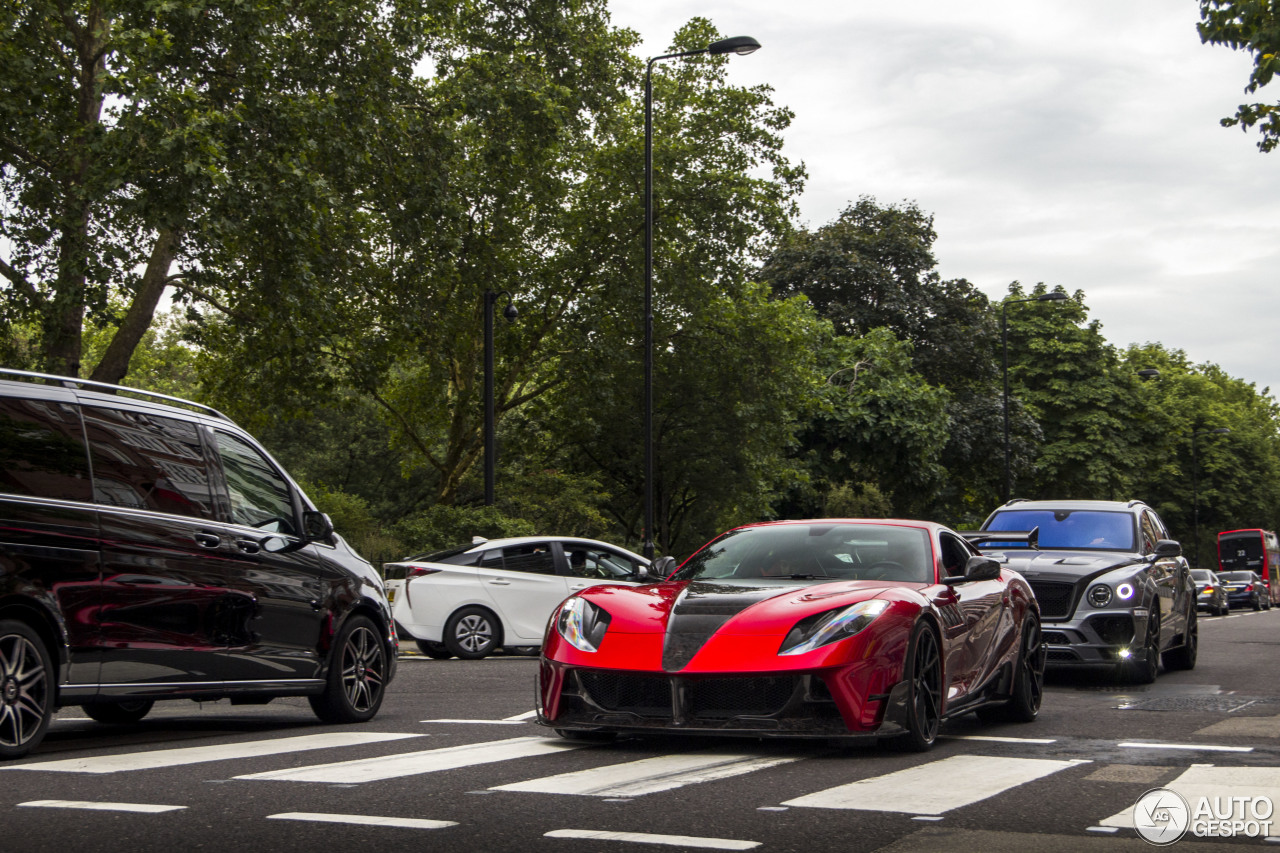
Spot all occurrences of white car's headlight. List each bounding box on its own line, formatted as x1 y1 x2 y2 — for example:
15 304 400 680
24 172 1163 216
779 599 890 656
556 598 611 652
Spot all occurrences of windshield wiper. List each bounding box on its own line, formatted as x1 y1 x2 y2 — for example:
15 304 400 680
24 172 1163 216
787 573 830 579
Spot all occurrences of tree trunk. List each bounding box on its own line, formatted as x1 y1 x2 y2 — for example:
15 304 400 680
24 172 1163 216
91 227 183 386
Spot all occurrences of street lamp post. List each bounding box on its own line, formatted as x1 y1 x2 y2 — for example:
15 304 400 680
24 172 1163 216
483 290 518 507
1191 427 1231 567
643 35 760 559
1001 291 1069 502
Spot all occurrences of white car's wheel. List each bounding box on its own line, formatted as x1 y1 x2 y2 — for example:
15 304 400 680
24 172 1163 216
444 607 501 659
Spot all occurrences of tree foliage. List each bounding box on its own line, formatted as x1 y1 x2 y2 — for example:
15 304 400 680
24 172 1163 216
1199 0 1280 151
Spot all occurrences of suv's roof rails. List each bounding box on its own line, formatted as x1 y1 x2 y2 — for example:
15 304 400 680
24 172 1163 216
0 367 229 421
1126 499 1147 508
1002 498 1030 506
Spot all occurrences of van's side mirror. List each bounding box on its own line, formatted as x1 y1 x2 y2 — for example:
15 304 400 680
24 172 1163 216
303 510 334 542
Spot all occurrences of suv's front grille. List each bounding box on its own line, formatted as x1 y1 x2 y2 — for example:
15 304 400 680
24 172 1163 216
1029 581 1076 620
1089 614 1136 645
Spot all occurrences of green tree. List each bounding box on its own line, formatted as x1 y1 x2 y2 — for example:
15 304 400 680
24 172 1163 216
760 198 1027 522
1120 343 1280 562
0 0 434 381
1002 283 1144 500
1199 0 1280 151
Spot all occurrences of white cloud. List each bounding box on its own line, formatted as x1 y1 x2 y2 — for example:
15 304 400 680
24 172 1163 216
609 0 1280 395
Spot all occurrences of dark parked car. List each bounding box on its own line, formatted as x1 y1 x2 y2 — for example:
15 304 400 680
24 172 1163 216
1192 569 1228 616
0 369 397 760
965 499 1196 684
1217 570 1271 611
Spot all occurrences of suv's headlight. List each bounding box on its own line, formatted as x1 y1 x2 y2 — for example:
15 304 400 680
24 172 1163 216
1088 581 1136 608
779 599 890 656
556 598 611 652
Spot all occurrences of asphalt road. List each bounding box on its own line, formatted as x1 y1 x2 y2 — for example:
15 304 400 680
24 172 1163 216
5 608 1280 853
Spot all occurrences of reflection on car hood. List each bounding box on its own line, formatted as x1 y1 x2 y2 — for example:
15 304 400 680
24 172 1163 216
988 549 1144 582
577 577 903 671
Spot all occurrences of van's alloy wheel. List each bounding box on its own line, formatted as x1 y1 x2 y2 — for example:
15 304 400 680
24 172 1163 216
309 615 387 723
0 620 53 759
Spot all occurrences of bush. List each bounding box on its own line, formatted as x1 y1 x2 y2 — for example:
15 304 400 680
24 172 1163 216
391 505 536 558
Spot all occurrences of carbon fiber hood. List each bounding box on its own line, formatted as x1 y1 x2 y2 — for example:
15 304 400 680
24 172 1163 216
661 580 806 671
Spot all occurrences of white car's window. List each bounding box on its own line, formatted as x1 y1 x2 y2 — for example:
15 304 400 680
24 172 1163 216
498 543 557 575
565 546 639 580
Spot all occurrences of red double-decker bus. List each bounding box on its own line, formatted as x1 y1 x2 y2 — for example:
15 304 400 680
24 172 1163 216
1218 528 1280 605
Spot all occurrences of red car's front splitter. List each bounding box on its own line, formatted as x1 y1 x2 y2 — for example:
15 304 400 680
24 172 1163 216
537 658 912 739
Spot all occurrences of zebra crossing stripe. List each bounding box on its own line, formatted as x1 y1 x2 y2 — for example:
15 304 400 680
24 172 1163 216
20 800 186 813
1100 765 1280 829
781 754 1089 814
268 812 457 830
492 752 802 797
235 736 587 783
545 829 760 850
3 732 422 774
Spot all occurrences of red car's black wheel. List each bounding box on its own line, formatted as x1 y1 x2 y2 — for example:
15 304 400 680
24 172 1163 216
1006 614 1045 721
891 621 942 751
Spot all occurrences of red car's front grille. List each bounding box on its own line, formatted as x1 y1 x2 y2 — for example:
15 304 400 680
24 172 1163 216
577 671 670 716
575 671 799 720
687 676 796 718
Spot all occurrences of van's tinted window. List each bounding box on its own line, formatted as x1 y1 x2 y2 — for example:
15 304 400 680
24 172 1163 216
82 406 215 518
211 431 297 535
0 396 92 502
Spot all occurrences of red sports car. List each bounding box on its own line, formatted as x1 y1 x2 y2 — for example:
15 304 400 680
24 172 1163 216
536 519 1044 750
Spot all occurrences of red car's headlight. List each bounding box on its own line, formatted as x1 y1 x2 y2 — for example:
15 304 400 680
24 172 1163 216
779 599 890 656
556 598 612 652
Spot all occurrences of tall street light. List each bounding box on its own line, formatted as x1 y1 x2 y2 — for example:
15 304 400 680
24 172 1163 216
484 290 518 507
643 35 760 559
1191 427 1231 567
1001 291 1069 502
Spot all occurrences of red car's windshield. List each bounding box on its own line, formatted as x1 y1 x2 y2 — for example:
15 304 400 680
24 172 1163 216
673 523 933 584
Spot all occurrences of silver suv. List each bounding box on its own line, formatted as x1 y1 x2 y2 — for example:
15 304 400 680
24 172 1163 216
964 499 1196 683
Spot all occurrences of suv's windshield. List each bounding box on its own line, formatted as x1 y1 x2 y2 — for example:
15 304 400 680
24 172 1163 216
673 523 933 584
984 509 1136 551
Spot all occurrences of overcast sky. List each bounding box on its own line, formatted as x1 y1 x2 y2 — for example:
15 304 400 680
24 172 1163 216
608 0 1280 397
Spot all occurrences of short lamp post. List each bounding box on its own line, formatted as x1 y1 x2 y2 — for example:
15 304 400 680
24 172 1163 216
643 35 760 559
1001 292 1070 502
1191 427 1231 567
484 290 518 506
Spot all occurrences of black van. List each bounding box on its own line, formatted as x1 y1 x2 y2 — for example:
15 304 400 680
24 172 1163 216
0 369 397 759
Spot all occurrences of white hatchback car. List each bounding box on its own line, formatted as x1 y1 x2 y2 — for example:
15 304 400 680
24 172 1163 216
388 536 652 659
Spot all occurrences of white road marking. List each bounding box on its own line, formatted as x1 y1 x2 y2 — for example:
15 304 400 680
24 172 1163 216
1101 765 1280 829
20 800 186 813
268 812 457 830
1118 742 1253 753
943 735 1058 744
782 755 1089 814
236 736 586 783
504 710 539 721
493 753 802 797
420 719 527 725
545 829 760 850
3 732 422 774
